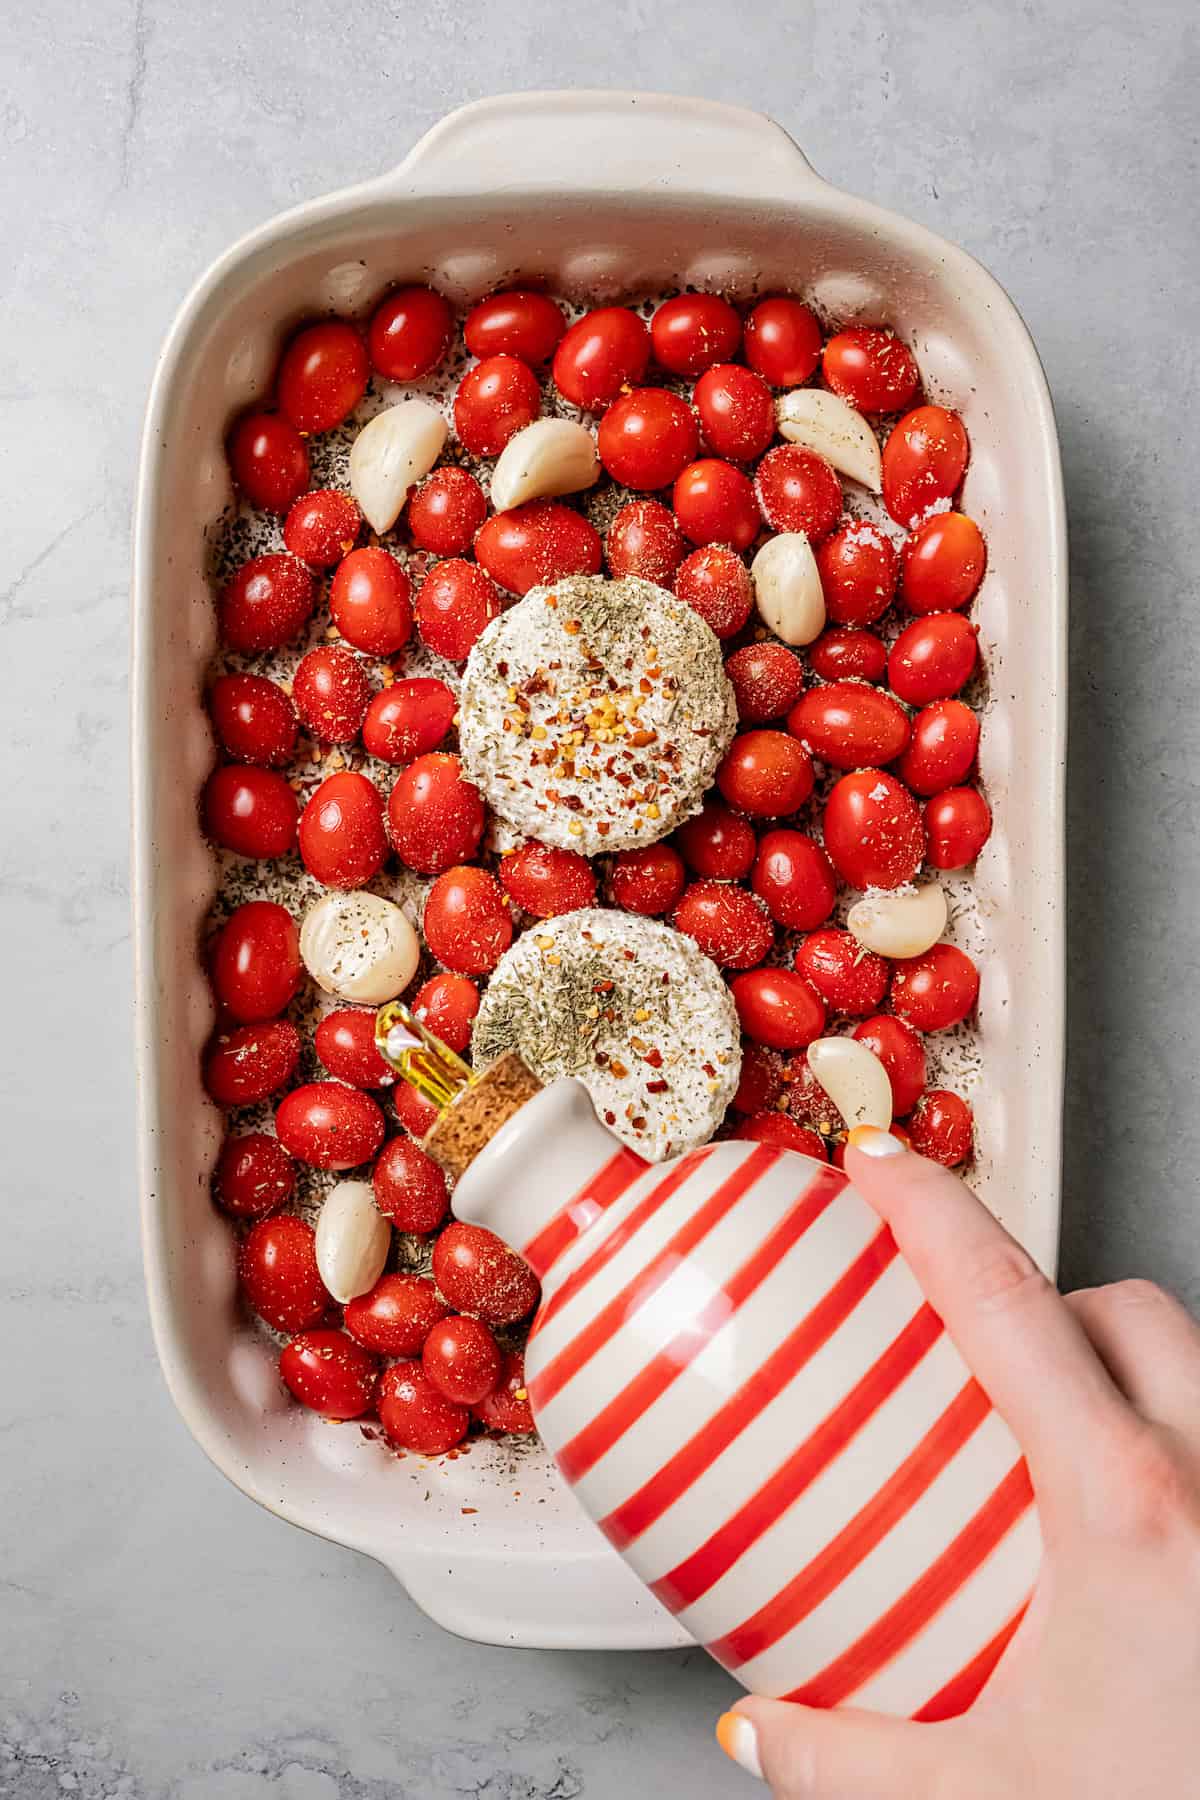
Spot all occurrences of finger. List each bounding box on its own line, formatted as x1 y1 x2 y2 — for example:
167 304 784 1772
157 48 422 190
1067 1281 1200 1442
718 1700 965 1798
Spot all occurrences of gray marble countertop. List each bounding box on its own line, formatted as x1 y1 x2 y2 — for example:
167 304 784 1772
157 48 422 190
3 0 1198 1793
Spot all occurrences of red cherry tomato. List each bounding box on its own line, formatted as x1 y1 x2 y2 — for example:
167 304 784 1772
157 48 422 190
283 488 362 565
882 406 969 527
219 554 315 654
923 786 992 869
211 901 301 1023
392 1082 441 1139
795 927 888 1016
822 327 920 414
852 1012 930 1117
314 1009 393 1088
724 642 805 724
808 627 888 685
203 765 298 859
751 829 838 930
454 354 541 457
784 1061 847 1135
598 387 699 490
755 445 843 543
608 843 687 916
896 699 980 795
227 412 309 512
416 559 503 661
731 1041 786 1114
423 866 513 973
204 1020 301 1108
672 460 760 551
605 499 687 587
367 285 453 381
674 545 753 640
900 511 986 613
291 645 371 744
280 1329 377 1419
277 321 368 435
423 1314 503 1406
464 289 566 366
387 753 486 875
908 1089 974 1166
733 1114 828 1157
362 677 457 765
378 1359 470 1453
406 467 488 556
329 546 413 656
500 841 596 917
651 294 742 377
693 364 774 462
475 501 602 595
410 972 480 1055
788 680 911 770
213 1132 296 1219
673 800 756 881
815 522 898 626
238 1215 329 1333
209 673 298 767
473 1349 536 1433
552 307 650 411
822 769 925 890
888 613 978 705
433 1221 540 1324
275 1082 385 1169
744 297 823 387
717 730 814 818
730 967 826 1051
890 943 979 1030
673 881 774 969
344 1273 448 1356
373 1136 450 1233
298 770 387 888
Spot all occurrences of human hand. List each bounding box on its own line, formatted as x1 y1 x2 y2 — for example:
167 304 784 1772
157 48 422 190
716 1127 1200 1797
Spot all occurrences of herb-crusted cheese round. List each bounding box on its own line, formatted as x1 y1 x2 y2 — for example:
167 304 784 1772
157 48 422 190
473 908 742 1162
458 574 737 855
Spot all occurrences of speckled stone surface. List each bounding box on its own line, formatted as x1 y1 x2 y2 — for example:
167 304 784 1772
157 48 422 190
3 1 1199 1793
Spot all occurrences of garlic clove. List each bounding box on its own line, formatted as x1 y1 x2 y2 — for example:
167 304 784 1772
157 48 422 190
349 400 448 534
750 532 825 645
846 884 948 960
490 418 600 513
776 389 883 492
315 1179 391 1304
299 890 420 1004
806 1036 894 1132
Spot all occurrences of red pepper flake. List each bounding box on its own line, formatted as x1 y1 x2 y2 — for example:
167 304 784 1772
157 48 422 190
604 1109 616 1125
646 1079 668 1094
644 1047 664 1069
593 979 615 993
631 1116 647 1131
461 1506 478 1515
702 1061 716 1077
609 1058 630 1079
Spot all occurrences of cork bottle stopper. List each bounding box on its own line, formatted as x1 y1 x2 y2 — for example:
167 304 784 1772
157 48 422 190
420 1051 544 1181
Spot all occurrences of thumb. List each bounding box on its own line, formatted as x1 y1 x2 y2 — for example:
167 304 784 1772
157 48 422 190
717 1699 958 1797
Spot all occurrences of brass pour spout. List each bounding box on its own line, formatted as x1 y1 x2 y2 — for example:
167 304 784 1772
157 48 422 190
374 1001 475 1112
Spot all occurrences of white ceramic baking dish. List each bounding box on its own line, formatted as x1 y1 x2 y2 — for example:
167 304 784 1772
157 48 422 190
132 90 1067 1652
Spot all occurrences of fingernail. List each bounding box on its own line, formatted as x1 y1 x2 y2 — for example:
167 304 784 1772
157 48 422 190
716 1712 764 1780
847 1124 905 1158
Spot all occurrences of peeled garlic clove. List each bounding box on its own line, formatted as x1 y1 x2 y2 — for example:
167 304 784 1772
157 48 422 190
349 400 448 533
776 389 882 492
299 890 419 1004
315 1179 390 1304
490 418 600 513
807 1036 893 1132
847 884 948 960
750 532 825 645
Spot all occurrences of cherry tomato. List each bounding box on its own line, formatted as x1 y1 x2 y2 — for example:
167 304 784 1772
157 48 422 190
219 553 315 654
795 927 888 1016
407 467 487 556
900 511 986 613
651 294 742 377
454 354 541 457
475 501 602 595
673 880 774 969
923 786 992 869
897 700 980 795
672 460 760 551
238 1215 329 1333
423 866 513 973
204 1019 301 1108
298 770 387 888
605 498 687 587
888 612 978 704
344 1274 448 1356
674 545 754 639
213 1132 296 1219
784 1061 847 1135
674 801 756 881
717 730 814 817
882 406 969 527
373 1137 450 1233
423 1314 503 1406
552 307 650 411
908 1089 974 1166
473 1349 535 1432
387 753 486 875
464 289 566 365
608 842 687 915
329 546 413 656
500 841 596 917
433 1221 540 1324
743 297 823 387
392 1082 441 1139
203 765 298 859
378 1359 470 1454
724 642 805 724
275 1081 385 1169
755 445 842 543
822 769 925 890
209 673 297 767
415 559 503 660
410 971 480 1055
733 1114 828 1157
211 901 301 1023
890 943 979 1031
807 627 888 685
751 829 838 930
314 1009 394 1088
788 680 911 769
731 1041 786 1114
815 522 898 626
693 364 774 462
291 645 371 744
598 387 699 490
822 327 920 414
363 677 456 766
283 488 362 565
367 285 453 381
730 967 826 1051
280 1329 377 1419
277 321 368 435
227 412 309 512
